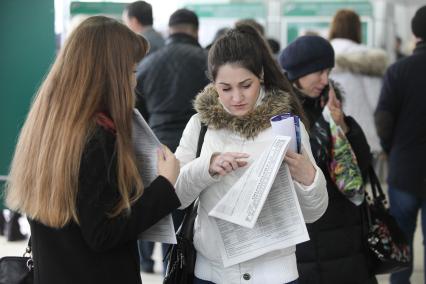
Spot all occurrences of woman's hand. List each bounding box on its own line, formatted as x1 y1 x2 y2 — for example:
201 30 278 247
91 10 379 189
157 145 180 185
284 150 316 186
209 152 249 176
327 85 349 133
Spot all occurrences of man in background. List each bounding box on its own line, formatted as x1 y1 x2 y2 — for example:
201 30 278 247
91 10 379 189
375 6 426 284
395 36 406 60
135 8 209 273
123 1 164 55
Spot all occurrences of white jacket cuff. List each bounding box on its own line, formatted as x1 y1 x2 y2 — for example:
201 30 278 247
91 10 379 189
175 154 220 209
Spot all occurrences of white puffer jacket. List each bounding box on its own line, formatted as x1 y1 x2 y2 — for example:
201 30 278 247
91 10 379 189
330 38 388 153
174 85 328 284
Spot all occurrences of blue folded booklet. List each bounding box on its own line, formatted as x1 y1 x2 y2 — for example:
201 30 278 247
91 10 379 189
270 113 301 153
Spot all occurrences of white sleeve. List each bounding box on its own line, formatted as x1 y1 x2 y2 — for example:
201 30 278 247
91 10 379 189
293 122 328 223
174 114 219 209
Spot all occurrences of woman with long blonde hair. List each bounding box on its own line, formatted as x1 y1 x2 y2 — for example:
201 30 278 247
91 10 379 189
6 16 181 284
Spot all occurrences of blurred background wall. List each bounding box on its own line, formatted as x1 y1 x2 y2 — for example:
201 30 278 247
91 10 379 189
0 0 55 203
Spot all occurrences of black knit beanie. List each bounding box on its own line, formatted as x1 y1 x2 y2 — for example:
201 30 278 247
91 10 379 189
279 35 335 81
412 5 426 40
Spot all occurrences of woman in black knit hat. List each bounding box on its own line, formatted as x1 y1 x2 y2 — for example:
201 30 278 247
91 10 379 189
279 35 376 284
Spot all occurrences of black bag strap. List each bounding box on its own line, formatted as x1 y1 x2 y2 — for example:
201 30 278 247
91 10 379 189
196 123 208 158
174 123 207 238
182 123 207 217
368 166 387 204
163 123 208 262
364 165 388 228
27 236 31 252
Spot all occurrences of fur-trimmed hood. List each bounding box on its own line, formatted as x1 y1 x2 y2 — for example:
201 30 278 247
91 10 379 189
334 49 388 76
193 84 293 139
331 39 389 77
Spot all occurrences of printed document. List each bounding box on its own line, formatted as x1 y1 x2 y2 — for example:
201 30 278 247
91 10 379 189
209 136 291 228
209 136 309 267
132 109 177 244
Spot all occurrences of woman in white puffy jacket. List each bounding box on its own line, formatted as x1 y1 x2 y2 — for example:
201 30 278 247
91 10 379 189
174 25 328 284
329 9 388 155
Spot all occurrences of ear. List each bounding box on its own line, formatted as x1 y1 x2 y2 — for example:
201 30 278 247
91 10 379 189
127 17 140 30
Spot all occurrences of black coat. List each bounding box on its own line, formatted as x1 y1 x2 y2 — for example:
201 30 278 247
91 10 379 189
136 33 209 152
295 88 375 284
375 41 426 196
29 126 181 284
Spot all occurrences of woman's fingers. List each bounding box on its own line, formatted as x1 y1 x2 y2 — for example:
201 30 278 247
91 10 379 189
221 161 234 173
285 150 299 159
209 152 250 176
236 160 248 167
335 98 342 109
157 148 164 161
284 150 316 185
227 152 250 159
327 85 343 110
162 145 173 158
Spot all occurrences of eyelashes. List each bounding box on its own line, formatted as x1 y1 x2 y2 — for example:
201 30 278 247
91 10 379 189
222 85 252 92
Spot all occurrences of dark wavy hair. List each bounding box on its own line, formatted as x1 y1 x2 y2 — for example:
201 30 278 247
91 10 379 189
208 24 306 122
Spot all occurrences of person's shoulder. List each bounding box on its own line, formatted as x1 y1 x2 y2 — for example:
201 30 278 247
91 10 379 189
137 47 170 73
142 47 166 62
386 53 416 75
176 43 206 55
188 113 202 125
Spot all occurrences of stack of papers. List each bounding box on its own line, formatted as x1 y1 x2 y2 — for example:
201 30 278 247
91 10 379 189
132 109 177 244
209 136 309 267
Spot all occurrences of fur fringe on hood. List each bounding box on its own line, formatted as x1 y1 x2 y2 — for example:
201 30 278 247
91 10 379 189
334 49 388 77
193 84 293 139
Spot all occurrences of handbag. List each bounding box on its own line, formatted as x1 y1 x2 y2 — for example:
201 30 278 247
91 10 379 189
366 167 411 274
0 238 33 284
163 124 207 284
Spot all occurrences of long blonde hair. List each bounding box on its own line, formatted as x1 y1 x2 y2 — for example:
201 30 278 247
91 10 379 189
6 16 148 228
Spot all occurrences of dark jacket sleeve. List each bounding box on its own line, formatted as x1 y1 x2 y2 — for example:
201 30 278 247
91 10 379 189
135 88 150 122
375 65 400 153
76 129 180 252
344 116 372 180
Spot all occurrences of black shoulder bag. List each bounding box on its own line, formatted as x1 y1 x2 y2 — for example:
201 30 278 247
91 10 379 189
0 237 33 284
163 124 207 284
366 166 411 274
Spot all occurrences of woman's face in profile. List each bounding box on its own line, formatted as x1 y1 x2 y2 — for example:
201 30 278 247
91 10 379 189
298 68 330 98
214 64 261 117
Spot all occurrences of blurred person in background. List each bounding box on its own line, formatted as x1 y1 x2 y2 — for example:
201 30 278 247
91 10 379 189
135 8 209 274
375 6 426 284
123 1 165 124
395 36 407 61
0 210 27 241
205 27 229 50
328 9 388 177
123 1 165 55
267 38 281 59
